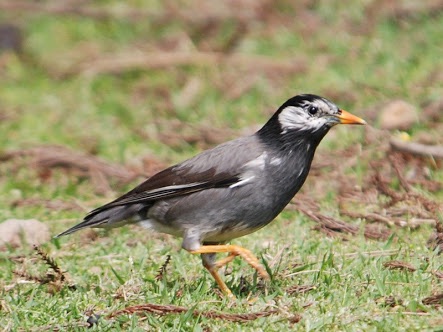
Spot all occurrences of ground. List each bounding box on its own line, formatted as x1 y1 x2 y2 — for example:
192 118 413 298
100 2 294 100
0 1 442 331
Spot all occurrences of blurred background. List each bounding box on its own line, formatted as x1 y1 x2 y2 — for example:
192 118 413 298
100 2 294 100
0 1 441 156
0 1 442 329
1 0 441 211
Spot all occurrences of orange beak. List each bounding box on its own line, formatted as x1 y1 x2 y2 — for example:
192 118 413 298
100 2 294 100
337 109 367 125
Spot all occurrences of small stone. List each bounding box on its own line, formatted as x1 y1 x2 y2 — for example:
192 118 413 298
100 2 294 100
379 100 418 130
0 219 50 249
86 314 101 327
0 24 23 54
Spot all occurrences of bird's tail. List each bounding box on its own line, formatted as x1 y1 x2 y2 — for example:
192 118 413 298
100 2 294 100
55 204 144 237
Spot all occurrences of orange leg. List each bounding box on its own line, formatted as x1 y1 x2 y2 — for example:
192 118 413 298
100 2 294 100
205 264 235 298
213 254 236 268
190 244 270 297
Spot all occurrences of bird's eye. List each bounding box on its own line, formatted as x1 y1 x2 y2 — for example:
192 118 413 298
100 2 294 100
308 106 318 115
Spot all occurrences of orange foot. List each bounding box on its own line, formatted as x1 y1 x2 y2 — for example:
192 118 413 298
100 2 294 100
190 244 270 298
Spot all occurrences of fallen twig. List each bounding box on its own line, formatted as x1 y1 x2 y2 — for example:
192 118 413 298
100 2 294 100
1 145 139 194
1 145 136 180
422 293 443 305
10 198 84 212
371 170 404 207
389 154 413 192
286 284 315 295
108 303 279 322
343 249 400 258
0 1 152 21
427 220 443 254
155 255 171 281
300 208 358 235
298 207 391 240
34 246 65 281
376 295 403 307
363 224 392 240
12 246 76 292
370 160 440 220
0 0 269 23
59 51 306 77
390 137 443 159
12 270 48 284
18 322 90 332
385 311 431 316
383 260 416 272
432 270 443 280
342 211 400 227
344 208 436 231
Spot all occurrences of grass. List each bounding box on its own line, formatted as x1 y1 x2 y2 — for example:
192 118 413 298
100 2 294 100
1 1 443 331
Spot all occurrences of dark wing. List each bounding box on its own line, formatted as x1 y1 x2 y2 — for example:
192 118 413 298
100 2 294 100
55 165 242 237
85 134 265 217
86 165 241 214
55 135 263 237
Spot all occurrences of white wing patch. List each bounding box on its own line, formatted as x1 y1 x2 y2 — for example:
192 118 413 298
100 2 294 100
229 175 255 188
297 167 304 177
229 152 267 189
270 157 282 166
144 183 203 194
245 152 267 170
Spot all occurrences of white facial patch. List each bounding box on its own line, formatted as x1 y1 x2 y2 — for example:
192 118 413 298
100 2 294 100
278 99 333 133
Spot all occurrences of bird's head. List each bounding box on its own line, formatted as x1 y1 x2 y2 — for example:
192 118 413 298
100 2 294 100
277 94 366 133
258 94 366 148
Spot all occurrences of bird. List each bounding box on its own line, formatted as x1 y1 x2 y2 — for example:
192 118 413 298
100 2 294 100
56 94 366 298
